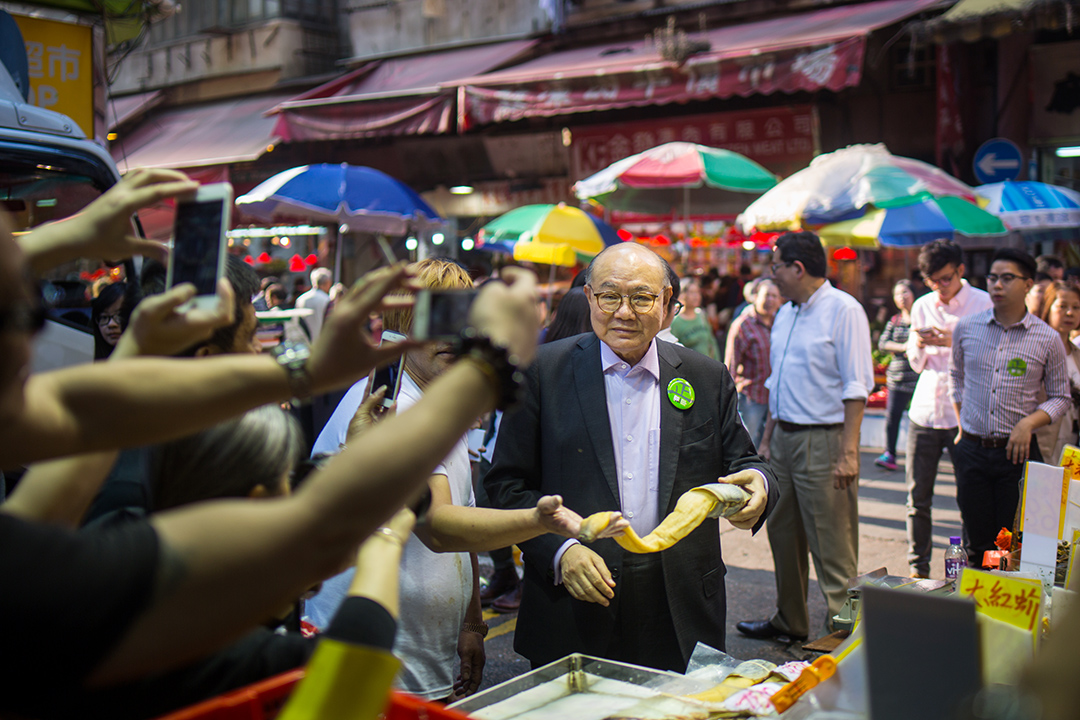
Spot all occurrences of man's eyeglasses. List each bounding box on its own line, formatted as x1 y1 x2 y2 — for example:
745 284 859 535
593 291 660 314
926 270 958 287
672 301 684 316
985 273 1028 285
96 313 122 327
771 261 792 274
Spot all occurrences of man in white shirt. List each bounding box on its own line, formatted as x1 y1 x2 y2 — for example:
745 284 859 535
295 267 332 343
904 240 990 578
737 231 874 643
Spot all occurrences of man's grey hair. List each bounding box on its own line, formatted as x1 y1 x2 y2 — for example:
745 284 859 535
310 267 332 287
583 244 672 289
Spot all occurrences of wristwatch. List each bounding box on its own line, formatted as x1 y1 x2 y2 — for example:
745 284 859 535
271 340 312 405
462 621 489 637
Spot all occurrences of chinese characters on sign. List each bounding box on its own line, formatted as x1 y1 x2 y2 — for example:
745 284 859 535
570 106 818 181
957 568 1042 633
12 14 93 137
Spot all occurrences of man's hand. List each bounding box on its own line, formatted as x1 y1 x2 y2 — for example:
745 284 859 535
720 470 767 530
1007 417 1035 464
560 544 615 606
453 629 486 699
306 264 421 395
468 267 540 364
535 495 629 539
22 168 199 273
834 446 860 489
347 384 395 443
111 279 235 359
924 326 952 348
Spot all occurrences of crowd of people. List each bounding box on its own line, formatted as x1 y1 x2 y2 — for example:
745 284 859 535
6 166 1080 718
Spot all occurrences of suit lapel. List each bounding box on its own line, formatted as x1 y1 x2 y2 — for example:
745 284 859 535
657 341 685 514
574 335 621 505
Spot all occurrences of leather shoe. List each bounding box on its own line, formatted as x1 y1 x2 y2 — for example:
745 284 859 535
735 619 807 643
480 568 519 607
491 581 522 613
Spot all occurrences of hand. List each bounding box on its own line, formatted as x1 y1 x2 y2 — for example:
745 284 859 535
834 446 860 489
720 470 767 530
468 267 540 364
453 628 486 699
759 436 771 461
305 264 422 395
925 326 952 348
111 279 235 359
560 544 615 606
24 169 199 272
348 384 395 443
914 333 926 349
955 427 963 446
1007 419 1034 464
535 495 629 539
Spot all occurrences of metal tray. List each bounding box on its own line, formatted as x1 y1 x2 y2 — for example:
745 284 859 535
448 654 708 720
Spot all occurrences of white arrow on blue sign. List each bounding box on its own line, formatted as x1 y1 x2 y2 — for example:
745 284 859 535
973 138 1023 184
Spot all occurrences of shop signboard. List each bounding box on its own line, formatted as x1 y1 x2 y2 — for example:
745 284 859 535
12 14 93 137
956 568 1042 634
570 105 818 182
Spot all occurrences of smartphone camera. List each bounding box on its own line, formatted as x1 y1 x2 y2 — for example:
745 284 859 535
166 183 232 312
412 289 479 341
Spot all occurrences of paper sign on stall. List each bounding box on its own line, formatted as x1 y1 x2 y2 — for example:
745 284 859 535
1019 461 1066 586
1059 446 1080 542
956 568 1042 633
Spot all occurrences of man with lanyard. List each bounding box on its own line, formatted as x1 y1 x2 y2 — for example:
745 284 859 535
903 240 990 578
951 248 1070 567
738 231 873 643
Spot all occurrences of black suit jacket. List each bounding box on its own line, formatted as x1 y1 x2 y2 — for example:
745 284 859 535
485 333 778 667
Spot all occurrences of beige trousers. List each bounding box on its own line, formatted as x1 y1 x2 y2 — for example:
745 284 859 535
766 424 858 637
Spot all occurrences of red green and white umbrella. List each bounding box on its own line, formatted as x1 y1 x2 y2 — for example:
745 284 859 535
573 142 778 221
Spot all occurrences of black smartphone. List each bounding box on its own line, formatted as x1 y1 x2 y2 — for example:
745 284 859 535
412 289 479 341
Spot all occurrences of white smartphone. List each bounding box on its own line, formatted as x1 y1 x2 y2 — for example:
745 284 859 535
166 182 232 312
371 330 407 407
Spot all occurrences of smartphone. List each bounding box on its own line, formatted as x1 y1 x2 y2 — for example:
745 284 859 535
371 330 407 407
412 289 479 341
166 182 232 312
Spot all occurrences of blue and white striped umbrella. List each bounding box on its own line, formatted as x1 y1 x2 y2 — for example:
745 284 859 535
976 180 1080 231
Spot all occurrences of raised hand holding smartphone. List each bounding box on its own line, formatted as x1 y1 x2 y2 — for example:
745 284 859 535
166 182 232 313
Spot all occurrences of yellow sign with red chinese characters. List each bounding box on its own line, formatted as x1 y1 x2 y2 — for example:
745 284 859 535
12 14 93 138
957 568 1042 633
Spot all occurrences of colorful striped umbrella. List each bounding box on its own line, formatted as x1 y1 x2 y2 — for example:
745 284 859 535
818 195 1007 248
573 142 778 220
975 181 1080 231
478 203 618 263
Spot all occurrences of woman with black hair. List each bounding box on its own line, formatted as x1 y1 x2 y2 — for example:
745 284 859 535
91 281 128 360
544 287 591 344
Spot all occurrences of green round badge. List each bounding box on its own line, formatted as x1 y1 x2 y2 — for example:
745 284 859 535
1006 358 1027 377
667 378 695 410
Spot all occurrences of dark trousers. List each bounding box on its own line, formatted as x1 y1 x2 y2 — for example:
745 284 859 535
476 457 514 572
952 435 1041 567
605 553 684 673
884 388 913 457
905 422 957 574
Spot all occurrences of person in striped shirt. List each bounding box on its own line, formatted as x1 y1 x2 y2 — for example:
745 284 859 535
950 248 1071 567
724 279 781 449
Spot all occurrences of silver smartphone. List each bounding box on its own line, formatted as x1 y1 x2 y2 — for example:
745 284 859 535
371 329 407 407
166 182 232 312
412 289 478 341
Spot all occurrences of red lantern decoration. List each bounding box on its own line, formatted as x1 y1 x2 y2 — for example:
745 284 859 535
256 252 272 264
243 255 255 265
305 254 318 266
288 255 307 273
833 247 858 261
616 228 635 242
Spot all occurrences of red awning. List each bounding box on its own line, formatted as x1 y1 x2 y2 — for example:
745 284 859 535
112 92 293 170
270 39 537 141
453 0 942 126
106 90 163 131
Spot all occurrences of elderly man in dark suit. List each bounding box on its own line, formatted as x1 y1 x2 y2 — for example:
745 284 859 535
485 243 778 672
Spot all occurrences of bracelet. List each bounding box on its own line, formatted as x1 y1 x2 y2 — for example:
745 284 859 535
374 526 407 546
456 327 524 411
462 621 489 637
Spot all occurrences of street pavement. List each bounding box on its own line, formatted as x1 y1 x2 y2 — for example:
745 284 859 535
470 446 962 694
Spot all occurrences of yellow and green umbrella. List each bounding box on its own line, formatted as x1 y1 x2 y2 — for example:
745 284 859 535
478 203 619 264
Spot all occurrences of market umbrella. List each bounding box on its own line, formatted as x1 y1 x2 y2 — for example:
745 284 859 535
975 180 1080 231
817 196 1007 247
738 144 1005 247
573 142 778 220
235 163 441 235
478 203 620 263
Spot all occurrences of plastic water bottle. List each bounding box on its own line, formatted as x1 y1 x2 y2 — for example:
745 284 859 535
944 536 967 580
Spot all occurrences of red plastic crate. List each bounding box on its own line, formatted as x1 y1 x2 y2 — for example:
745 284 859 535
155 670 473 720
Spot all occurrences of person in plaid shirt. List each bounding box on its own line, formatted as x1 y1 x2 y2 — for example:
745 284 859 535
725 279 781 448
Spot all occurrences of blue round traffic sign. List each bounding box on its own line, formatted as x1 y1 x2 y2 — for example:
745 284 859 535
973 138 1023 184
